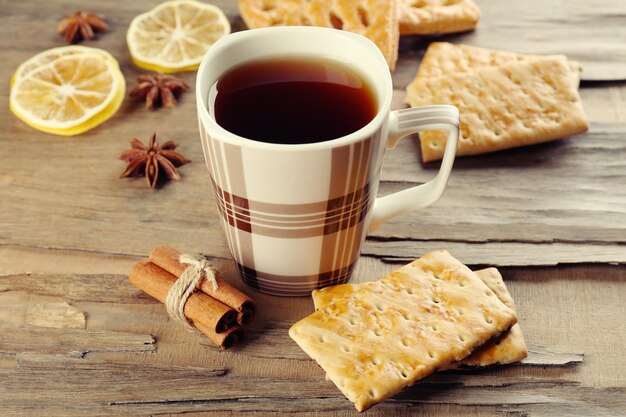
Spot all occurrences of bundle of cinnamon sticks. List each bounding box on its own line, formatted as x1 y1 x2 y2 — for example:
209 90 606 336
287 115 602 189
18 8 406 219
129 245 256 349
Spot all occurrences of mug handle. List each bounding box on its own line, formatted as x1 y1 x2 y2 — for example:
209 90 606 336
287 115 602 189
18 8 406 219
368 105 460 232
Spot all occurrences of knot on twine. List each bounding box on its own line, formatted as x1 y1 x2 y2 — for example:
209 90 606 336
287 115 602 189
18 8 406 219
165 253 219 330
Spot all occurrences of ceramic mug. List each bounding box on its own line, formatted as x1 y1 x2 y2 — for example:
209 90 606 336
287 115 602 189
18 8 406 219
196 27 459 296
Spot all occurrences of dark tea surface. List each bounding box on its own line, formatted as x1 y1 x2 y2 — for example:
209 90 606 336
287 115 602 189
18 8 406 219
210 57 377 144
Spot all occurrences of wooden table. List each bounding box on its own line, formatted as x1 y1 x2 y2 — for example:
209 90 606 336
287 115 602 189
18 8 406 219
1 1 625 416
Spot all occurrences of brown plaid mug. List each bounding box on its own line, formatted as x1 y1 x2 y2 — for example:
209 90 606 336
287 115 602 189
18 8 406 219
196 27 459 296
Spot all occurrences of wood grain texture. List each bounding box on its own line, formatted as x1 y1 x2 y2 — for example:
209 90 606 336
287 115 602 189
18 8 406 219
370 123 626 265
523 346 584 366
0 323 156 357
0 1 625 267
0 257 624 416
378 123 626 240
364 240 626 266
392 0 626 84
1 0 626 416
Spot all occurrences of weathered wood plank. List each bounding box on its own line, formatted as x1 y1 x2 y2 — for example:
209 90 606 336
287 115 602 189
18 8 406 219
373 123 626 252
0 246 138 276
15 352 227 375
365 241 626 266
523 346 584 366
1 0 625 265
0 291 86 329
1 1 626 416
0 273 153 304
0 259 623 416
2 0 625 81
0 363 623 416
393 0 626 84
1 121 624 264
0 323 155 357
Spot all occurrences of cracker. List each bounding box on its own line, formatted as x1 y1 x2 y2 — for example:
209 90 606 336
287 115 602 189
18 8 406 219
443 268 527 369
405 56 589 162
237 0 304 27
398 0 480 35
289 250 517 411
417 42 582 86
313 267 528 370
238 0 399 70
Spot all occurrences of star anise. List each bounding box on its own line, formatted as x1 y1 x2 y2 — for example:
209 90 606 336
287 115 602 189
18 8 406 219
130 73 190 110
119 133 191 189
57 11 108 44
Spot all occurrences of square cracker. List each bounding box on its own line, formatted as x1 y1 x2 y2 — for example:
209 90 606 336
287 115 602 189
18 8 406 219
398 0 480 35
443 268 527 369
405 56 589 162
238 0 399 70
417 42 582 86
312 266 528 370
289 250 518 412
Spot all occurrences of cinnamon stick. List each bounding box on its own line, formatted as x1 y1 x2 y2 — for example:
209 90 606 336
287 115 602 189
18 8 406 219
150 245 257 326
129 260 238 346
194 320 244 350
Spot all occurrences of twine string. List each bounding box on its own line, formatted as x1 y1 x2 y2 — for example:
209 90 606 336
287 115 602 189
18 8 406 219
164 253 219 330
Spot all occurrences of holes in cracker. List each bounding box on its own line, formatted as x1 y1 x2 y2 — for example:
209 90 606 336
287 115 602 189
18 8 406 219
430 141 440 149
318 336 325 343
375 304 384 312
428 351 435 359
400 311 410 320
432 298 440 304
371 357 380 366
431 325 438 332
265 2 279 11
400 370 408 379
373 329 382 337
368 389 376 397
459 335 466 342
342 344 350 352
411 0 428 8
349 317 356 325
270 16 285 25
401 338 409 347
357 6 369 27
485 317 494 324
329 12 343 29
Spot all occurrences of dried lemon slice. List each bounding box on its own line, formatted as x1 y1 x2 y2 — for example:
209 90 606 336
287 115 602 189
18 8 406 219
12 45 118 85
10 53 125 136
127 0 230 73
